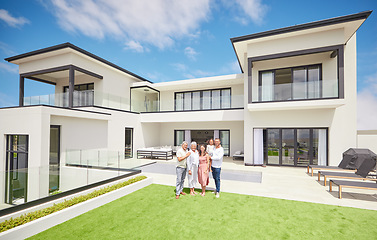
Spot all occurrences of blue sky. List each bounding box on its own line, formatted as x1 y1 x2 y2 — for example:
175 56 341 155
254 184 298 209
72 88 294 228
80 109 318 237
0 0 376 128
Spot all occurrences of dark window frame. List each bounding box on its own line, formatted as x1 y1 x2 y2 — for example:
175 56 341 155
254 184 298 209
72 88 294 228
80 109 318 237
174 130 186 147
49 125 61 193
261 127 328 167
5 135 29 204
63 82 94 92
257 64 323 102
174 87 232 111
125 128 133 159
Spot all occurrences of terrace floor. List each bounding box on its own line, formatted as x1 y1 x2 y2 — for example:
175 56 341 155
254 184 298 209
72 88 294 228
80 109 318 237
133 157 377 211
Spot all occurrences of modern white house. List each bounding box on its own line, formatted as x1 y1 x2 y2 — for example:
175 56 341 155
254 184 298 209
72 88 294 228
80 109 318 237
0 11 373 205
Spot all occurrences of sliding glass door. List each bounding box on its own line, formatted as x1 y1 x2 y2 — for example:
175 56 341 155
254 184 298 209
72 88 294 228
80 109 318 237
264 128 327 167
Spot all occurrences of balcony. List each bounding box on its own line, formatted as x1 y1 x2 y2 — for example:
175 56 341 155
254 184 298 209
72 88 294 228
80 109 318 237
249 79 344 111
23 91 244 113
23 90 131 111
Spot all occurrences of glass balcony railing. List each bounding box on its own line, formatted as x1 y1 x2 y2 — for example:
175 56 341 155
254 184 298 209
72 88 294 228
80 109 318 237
251 80 338 103
133 94 244 112
23 91 244 113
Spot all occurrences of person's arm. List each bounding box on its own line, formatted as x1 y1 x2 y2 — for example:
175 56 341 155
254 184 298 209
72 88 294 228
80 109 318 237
177 151 190 162
186 154 192 173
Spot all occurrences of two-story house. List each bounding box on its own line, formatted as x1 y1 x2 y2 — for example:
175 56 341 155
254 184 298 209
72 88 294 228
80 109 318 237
0 11 372 205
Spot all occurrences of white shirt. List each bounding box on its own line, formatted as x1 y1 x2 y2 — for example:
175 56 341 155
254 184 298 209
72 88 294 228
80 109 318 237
187 149 199 171
211 146 224 168
176 147 188 168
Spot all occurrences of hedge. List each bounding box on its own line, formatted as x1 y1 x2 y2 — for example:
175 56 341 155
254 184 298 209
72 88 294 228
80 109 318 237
0 175 147 233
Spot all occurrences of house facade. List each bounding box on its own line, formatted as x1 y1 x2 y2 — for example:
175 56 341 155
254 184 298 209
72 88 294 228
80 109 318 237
0 11 372 205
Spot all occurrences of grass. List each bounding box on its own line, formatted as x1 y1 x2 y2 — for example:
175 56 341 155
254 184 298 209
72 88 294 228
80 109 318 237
30 184 377 240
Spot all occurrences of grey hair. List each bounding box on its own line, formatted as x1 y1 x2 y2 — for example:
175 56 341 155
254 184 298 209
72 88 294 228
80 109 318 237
181 141 188 146
190 141 197 147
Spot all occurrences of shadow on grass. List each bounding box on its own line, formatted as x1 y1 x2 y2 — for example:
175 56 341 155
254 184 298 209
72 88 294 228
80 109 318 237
174 187 216 195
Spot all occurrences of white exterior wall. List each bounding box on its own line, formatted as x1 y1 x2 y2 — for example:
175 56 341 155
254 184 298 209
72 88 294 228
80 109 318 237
244 32 357 166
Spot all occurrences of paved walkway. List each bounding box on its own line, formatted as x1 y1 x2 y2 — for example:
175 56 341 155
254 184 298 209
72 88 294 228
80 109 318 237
136 158 377 211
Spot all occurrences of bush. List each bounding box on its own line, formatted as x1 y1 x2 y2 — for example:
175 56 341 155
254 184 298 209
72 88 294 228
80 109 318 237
0 175 147 233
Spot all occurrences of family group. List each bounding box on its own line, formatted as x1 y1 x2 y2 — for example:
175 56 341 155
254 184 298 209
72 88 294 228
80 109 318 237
175 138 224 199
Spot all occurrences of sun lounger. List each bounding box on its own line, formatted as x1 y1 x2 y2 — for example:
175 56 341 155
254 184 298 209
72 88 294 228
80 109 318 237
307 165 355 176
329 179 377 199
318 171 376 186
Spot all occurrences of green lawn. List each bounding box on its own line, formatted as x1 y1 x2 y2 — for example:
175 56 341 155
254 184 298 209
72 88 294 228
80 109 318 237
30 184 377 240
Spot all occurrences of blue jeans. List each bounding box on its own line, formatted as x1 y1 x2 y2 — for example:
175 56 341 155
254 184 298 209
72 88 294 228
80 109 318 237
211 167 221 193
176 167 187 195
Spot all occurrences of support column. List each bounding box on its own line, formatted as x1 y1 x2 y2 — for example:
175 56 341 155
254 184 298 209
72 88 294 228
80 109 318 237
248 58 253 103
338 45 344 99
68 66 75 108
19 76 24 106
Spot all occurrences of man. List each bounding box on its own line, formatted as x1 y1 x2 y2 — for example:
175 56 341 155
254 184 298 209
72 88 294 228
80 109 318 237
175 141 191 199
211 138 224 198
187 141 199 195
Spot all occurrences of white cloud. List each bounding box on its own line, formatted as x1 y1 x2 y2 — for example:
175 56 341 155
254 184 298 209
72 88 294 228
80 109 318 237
46 0 211 50
171 63 188 72
124 40 147 53
0 62 18 74
0 9 30 28
184 47 198 60
357 73 377 130
222 0 268 25
171 60 240 79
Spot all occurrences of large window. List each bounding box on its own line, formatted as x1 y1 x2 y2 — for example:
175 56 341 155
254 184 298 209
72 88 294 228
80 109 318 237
174 130 185 147
175 88 231 111
258 64 323 102
5 135 28 204
261 128 327 167
63 83 94 92
125 128 133 158
49 126 60 194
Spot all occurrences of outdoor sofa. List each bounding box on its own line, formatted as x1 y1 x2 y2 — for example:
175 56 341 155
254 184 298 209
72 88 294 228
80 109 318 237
137 147 173 160
233 151 244 160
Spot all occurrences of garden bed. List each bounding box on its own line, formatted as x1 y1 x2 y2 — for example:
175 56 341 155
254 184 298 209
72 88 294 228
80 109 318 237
0 175 151 240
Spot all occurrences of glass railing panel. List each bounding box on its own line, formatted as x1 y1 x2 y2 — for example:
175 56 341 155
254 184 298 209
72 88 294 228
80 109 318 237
253 80 339 103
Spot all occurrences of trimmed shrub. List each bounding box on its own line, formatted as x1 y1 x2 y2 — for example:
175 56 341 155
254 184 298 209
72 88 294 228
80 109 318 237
0 176 147 233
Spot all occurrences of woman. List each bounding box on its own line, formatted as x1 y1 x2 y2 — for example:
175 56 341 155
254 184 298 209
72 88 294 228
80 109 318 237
198 145 210 196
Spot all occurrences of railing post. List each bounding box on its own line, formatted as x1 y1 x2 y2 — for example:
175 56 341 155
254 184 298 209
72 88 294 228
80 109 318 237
19 76 24 107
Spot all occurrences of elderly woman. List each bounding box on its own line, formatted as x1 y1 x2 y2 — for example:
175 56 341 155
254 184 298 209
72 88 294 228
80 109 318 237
198 145 210 196
187 141 199 195
175 141 191 199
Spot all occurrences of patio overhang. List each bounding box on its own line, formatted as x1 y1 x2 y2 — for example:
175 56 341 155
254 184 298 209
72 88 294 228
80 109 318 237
19 65 102 108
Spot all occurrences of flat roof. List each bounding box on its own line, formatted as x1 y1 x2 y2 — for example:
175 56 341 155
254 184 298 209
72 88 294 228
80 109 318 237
231 10 372 43
231 10 372 73
5 42 152 83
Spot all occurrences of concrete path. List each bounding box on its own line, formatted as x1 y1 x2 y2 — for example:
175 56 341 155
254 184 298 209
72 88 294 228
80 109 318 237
136 158 377 211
